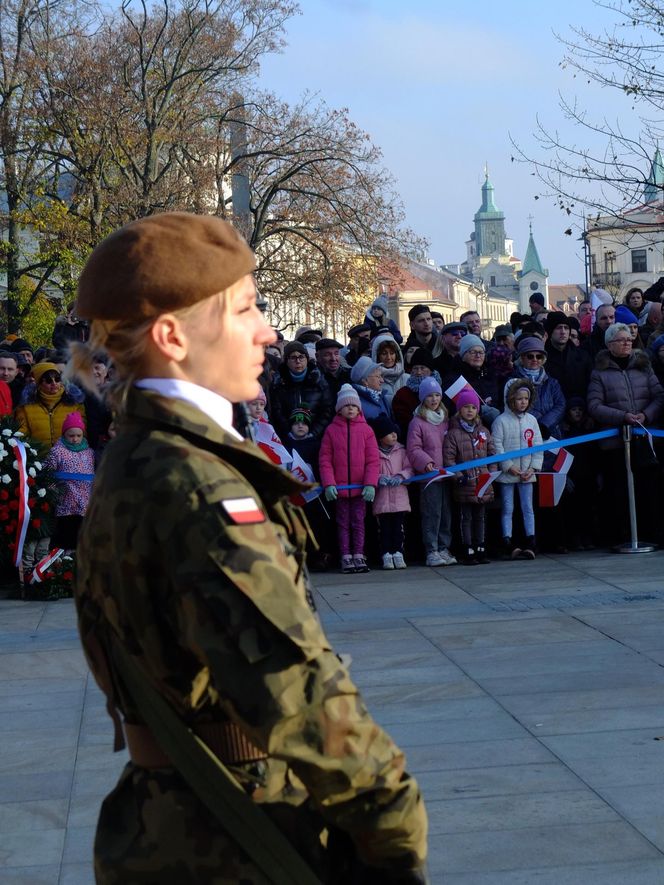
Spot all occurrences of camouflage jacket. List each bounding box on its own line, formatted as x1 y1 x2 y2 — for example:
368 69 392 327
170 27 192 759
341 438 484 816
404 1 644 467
75 389 427 884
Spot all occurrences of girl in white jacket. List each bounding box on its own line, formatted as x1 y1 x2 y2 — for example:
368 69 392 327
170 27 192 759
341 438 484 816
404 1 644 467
492 378 543 560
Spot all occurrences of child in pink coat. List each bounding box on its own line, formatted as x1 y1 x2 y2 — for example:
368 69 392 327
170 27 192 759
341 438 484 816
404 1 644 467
44 412 95 551
407 376 456 567
319 384 380 574
371 415 413 570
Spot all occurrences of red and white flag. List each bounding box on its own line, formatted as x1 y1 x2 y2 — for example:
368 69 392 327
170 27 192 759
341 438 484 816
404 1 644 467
538 473 567 507
254 419 293 469
551 447 574 474
31 548 65 583
289 449 320 504
424 468 455 489
474 471 501 499
444 375 476 406
221 497 266 524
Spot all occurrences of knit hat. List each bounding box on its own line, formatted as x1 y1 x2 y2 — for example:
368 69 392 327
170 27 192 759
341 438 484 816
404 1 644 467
32 362 61 384
289 406 313 426
336 384 361 411
9 337 32 354
544 311 570 335
529 292 545 307
371 414 399 440
283 340 308 360
650 334 664 354
251 388 267 404
456 388 481 410
517 336 546 355
62 412 85 434
408 304 430 323
350 356 381 385
371 294 389 314
76 212 256 321
494 324 513 339
566 396 586 412
409 347 434 370
615 305 639 325
418 376 442 402
459 334 485 358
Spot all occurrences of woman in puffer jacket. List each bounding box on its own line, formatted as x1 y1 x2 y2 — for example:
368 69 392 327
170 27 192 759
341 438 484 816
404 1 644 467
588 323 664 545
15 362 86 450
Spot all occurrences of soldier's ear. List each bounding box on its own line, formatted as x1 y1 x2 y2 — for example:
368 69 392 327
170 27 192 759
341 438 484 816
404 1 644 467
149 313 188 364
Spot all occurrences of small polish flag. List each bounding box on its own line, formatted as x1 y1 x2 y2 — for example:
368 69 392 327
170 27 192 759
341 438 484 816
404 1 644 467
424 468 455 489
551 448 574 474
474 471 501 499
538 473 567 508
221 497 266 524
445 375 476 405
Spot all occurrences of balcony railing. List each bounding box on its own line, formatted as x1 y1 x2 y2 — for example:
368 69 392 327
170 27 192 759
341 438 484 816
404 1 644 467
592 272 622 288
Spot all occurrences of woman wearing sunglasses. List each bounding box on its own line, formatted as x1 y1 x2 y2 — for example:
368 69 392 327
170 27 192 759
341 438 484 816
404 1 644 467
511 336 565 440
15 361 86 450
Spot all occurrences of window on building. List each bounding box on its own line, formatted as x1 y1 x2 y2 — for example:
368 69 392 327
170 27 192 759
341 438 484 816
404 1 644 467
490 275 496 287
631 249 647 273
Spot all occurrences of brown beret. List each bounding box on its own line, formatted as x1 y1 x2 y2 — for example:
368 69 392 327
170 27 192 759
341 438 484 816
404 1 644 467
76 212 256 321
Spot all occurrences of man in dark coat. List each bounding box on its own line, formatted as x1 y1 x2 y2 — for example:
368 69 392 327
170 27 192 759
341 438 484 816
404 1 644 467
544 311 593 399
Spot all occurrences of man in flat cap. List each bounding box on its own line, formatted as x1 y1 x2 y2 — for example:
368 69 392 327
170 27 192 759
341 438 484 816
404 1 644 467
315 337 350 396
73 212 428 885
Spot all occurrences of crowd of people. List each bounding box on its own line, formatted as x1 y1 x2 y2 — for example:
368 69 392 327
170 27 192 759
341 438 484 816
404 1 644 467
251 281 664 570
3 279 664 577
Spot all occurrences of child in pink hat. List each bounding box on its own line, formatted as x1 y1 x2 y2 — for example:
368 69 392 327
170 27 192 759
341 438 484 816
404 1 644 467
44 412 95 551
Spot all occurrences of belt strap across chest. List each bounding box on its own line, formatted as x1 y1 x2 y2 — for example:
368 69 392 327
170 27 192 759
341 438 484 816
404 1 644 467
124 720 268 768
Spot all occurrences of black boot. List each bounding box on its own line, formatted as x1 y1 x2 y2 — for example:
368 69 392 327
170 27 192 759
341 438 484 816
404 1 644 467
521 536 536 560
461 545 479 566
475 546 491 564
502 537 515 560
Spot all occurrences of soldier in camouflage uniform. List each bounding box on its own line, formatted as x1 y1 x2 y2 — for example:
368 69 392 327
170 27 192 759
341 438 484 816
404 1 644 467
72 212 428 883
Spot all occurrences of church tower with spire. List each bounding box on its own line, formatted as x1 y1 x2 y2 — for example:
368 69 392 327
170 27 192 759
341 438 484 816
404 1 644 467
474 169 507 257
644 146 664 205
518 222 549 312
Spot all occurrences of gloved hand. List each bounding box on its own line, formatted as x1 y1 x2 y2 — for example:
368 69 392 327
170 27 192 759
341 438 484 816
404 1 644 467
388 475 403 486
361 485 375 502
378 475 391 486
324 485 338 501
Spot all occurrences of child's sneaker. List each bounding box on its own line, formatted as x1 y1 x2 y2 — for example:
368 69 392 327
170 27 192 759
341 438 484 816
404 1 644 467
425 551 444 567
475 547 491 564
353 554 370 573
439 548 458 566
381 553 395 570
341 555 355 574
392 551 407 569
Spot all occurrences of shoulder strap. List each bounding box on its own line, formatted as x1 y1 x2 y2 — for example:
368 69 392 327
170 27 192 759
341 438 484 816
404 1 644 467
110 636 323 885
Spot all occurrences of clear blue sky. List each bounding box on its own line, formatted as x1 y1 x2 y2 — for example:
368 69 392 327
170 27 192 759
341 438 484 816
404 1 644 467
258 0 644 284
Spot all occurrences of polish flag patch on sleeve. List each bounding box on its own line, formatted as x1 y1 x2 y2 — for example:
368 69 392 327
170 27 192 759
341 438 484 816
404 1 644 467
221 497 266 524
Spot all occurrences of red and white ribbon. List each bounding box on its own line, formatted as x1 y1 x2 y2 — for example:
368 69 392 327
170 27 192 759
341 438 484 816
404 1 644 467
13 440 31 568
30 548 66 583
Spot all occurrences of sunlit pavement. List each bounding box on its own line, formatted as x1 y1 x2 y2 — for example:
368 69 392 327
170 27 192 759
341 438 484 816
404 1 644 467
3 550 664 883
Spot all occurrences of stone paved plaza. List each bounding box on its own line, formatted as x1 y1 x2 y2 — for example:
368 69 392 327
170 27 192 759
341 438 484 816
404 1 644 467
3 550 664 883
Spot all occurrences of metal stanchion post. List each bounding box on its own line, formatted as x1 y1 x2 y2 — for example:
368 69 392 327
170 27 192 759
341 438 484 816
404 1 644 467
614 425 656 554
